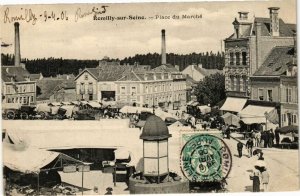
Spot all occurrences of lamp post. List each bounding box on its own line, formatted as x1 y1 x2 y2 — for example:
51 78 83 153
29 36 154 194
140 115 172 184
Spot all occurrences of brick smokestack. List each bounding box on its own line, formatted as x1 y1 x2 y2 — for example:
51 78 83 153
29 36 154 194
161 29 166 65
14 22 21 66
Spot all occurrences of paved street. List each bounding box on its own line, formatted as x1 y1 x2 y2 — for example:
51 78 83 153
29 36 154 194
225 132 299 192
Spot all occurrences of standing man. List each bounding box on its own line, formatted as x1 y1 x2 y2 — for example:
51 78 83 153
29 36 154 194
255 131 261 147
237 141 244 158
246 138 254 158
269 129 275 148
275 127 280 147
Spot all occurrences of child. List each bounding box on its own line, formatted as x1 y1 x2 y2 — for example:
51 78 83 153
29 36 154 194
261 168 270 192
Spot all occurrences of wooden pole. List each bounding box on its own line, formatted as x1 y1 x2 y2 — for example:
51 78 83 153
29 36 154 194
81 167 84 195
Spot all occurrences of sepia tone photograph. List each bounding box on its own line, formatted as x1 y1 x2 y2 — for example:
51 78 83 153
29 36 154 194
0 0 299 195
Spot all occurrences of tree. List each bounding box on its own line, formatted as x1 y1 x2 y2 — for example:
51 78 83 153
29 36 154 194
194 73 226 106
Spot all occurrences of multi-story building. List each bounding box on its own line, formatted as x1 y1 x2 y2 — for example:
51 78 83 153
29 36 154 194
116 66 186 108
1 66 36 105
250 43 297 127
74 62 133 101
75 63 187 108
1 22 36 105
224 8 296 98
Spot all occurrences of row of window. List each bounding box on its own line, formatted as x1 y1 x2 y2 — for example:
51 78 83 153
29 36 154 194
229 52 247 66
80 83 93 94
6 96 34 104
6 84 35 94
258 89 273 102
229 76 247 92
281 113 297 126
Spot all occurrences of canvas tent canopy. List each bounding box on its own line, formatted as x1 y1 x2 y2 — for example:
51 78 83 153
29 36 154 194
2 103 22 110
197 105 211 114
221 112 240 127
120 106 152 114
220 97 247 113
87 101 102 108
3 143 90 174
239 105 278 125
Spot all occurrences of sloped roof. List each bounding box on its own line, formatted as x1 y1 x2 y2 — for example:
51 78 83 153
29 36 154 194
152 64 178 72
76 64 133 81
1 66 31 82
194 66 223 77
254 46 295 76
227 17 296 39
36 79 63 100
29 73 42 81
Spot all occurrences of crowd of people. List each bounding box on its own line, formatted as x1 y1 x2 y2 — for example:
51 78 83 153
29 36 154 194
248 127 281 148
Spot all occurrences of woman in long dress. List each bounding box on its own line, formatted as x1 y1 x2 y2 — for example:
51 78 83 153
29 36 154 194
251 168 261 192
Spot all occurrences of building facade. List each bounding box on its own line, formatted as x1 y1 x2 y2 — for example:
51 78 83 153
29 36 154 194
116 70 186 108
250 45 297 127
224 8 296 98
1 66 36 105
75 63 187 108
181 64 223 82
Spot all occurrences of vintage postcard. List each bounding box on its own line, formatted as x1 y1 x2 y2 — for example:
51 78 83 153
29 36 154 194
1 0 299 195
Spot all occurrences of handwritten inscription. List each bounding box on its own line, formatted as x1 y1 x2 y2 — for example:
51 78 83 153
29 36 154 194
75 6 108 22
4 7 38 25
3 6 202 25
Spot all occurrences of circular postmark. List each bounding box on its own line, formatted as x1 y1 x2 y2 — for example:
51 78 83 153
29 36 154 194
180 134 232 182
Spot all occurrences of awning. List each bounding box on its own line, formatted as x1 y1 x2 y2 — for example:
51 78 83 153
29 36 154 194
239 105 276 124
3 145 59 173
3 144 90 174
220 97 247 113
221 112 240 127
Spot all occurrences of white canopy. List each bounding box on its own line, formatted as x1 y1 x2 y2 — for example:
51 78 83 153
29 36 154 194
240 105 276 124
3 143 90 174
197 105 211 114
221 112 240 127
80 101 89 105
220 97 247 113
87 101 102 108
2 120 143 167
60 105 76 118
114 147 131 160
2 103 22 110
36 103 51 113
120 106 152 114
49 102 62 106
61 102 71 105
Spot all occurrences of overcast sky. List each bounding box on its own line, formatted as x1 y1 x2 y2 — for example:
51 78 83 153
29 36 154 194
0 0 296 60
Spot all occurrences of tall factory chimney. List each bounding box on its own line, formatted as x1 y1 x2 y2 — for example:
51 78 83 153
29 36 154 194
14 22 21 66
161 29 167 65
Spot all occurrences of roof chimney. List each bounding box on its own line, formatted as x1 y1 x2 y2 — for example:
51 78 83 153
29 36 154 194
14 22 21 66
238 12 249 20
268 7 280 36
161 29 167 65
